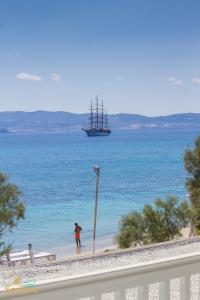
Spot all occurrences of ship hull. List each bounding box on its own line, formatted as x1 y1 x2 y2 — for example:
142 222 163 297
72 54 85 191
83 129 111 137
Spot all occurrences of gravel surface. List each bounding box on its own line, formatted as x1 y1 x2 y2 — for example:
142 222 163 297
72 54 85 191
1 237 200 286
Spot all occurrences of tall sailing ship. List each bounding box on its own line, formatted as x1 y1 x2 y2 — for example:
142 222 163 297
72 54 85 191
82 97 111 137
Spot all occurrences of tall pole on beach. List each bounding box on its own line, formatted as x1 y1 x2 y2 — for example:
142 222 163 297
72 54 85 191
93 166 100 254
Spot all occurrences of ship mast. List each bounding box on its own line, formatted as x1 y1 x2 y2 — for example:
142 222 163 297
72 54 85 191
101 99 104 129
90 100 93 129
83 96 111 136
96 95 99 129
105 109 108 128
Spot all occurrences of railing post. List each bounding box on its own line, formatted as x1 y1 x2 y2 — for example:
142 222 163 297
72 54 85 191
6 252 11 267
28 243 35 265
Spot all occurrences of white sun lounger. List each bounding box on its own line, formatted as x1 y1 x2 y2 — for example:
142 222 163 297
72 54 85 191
1 250 56 266
5 250 29 258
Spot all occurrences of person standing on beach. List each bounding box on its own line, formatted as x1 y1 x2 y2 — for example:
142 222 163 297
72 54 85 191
74 223 82 247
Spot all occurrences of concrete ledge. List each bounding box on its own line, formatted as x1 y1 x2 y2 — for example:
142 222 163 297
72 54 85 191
1 250 200 299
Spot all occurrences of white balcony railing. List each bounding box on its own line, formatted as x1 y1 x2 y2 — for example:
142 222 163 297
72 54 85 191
1 251 200 299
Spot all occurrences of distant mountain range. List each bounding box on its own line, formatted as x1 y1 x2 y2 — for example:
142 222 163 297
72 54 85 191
0 111 200 133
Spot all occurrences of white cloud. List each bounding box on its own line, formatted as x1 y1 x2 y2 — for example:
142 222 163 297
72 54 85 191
192 78 200 84
168 77 183 86
51 73 61 82
168 77 175 81
173 79 183 86
16 72 43 81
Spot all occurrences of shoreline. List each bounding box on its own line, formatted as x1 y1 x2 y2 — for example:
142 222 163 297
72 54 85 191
48 234 116 259
6 227 191 262
0 228 191 272
25 227 192 260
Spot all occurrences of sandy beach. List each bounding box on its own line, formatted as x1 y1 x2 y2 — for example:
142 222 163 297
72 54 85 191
28 225 192 261
48 234 116 259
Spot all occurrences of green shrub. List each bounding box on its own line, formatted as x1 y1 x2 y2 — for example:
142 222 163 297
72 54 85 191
0 173 25 256
116 195 191 248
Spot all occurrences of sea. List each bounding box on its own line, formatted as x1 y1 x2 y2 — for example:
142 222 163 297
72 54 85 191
0 128 199 255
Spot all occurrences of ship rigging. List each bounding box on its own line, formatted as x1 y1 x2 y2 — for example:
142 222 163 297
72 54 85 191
82 96 111 137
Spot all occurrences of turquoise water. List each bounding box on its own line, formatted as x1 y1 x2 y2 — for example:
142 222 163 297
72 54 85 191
0 129 199 251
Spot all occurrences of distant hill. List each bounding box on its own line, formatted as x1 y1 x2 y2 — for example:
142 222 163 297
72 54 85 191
0 111 200 133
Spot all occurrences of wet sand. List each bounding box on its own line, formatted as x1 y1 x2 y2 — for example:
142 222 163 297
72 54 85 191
48 234 117 259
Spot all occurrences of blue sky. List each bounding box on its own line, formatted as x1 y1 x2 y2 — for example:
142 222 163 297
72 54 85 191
0 0 200 115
